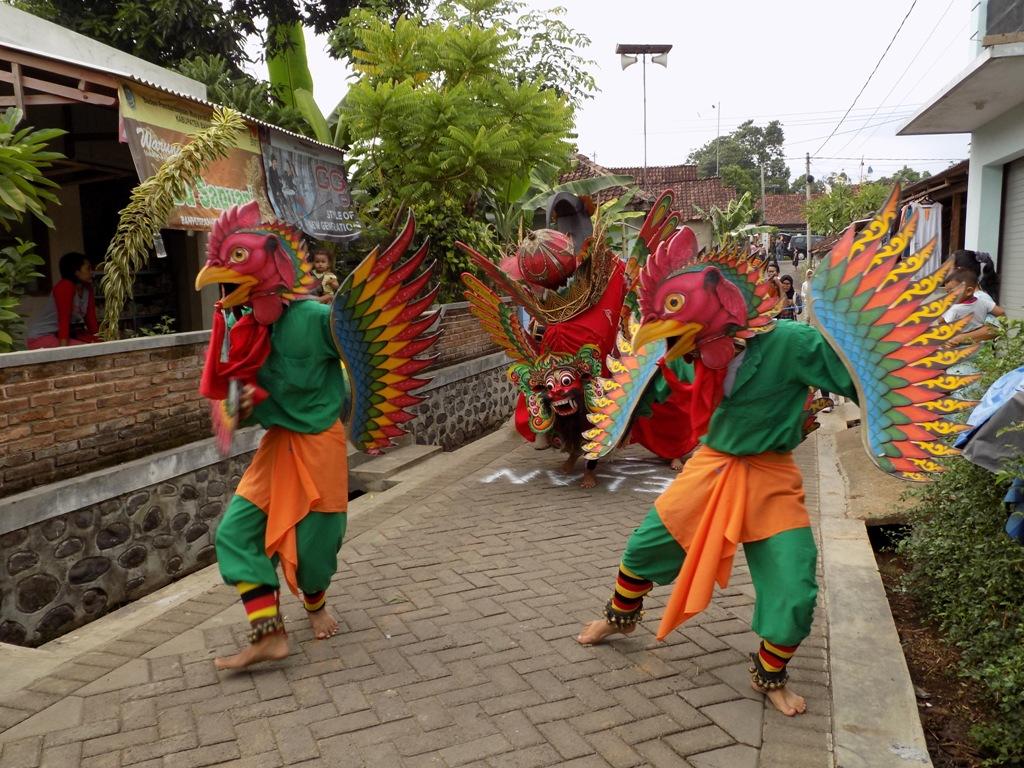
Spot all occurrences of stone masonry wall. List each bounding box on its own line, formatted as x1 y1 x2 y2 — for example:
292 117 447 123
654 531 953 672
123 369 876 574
1 342 210 497
411 364 516 450
0 452 251 647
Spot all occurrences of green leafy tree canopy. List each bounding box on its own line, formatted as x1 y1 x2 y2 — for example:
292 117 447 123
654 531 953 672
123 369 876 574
687 120 789 199
337 1 581 296
805 180 890 236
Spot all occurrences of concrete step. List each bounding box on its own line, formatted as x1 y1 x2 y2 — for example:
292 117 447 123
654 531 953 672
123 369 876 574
350 443 443 492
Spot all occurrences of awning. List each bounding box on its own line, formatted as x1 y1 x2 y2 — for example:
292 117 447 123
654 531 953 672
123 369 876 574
899 42 1024 135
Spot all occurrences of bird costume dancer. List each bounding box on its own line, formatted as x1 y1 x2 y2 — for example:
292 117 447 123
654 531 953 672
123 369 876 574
459 197 697 487
577 188 978 716
195 202 439 670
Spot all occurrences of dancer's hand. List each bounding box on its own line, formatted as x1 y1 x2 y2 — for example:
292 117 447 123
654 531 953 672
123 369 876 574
239 384 256 421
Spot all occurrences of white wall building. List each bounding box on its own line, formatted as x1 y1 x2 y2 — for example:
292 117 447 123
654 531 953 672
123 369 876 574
900 0 1024 317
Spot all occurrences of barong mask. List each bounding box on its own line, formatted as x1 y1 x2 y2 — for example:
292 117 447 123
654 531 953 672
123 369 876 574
509 346 604 436
631 227 780 369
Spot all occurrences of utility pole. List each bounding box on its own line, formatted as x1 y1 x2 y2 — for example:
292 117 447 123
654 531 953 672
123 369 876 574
642 54 647 189
760 165 766 247
859 156 865 184
805 152 812 267
715 101 721 176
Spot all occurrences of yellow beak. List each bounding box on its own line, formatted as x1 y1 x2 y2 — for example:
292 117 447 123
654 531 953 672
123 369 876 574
631 319 703 362
194 265 258 308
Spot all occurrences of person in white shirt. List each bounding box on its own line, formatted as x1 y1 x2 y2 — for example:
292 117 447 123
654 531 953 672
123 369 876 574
942 268 1005 348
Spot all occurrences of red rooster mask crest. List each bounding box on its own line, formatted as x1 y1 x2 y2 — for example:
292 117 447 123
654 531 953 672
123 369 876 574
194 201 315 325
632 226 772 369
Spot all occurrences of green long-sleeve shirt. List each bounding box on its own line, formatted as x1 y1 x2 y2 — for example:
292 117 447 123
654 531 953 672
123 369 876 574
248 300 349 434
704 321 857 455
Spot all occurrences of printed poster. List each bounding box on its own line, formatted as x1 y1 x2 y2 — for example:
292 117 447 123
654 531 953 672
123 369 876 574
260 128 361 242
118 83 267 231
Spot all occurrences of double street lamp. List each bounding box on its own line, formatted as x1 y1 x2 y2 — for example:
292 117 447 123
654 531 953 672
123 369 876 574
616 43 672 189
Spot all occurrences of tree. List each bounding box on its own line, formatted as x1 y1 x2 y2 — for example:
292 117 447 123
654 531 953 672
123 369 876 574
878 165 932 187
13 0 249 69
805 181 890 236
687 120 790 198
0 107 64 351
694 191 773 247
337 2 582 296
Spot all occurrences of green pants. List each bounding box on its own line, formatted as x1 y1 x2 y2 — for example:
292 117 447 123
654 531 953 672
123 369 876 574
622 506 818 646
215 494 347 593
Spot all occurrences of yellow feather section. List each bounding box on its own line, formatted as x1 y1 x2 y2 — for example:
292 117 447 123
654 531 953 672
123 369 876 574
911 346 978 369
352 248 378 286
381 372 405 385
380 340 410 357
909 458 945 472
893 263 952 306
376 402 399 414
368 283 402 314
359 269 391 305
919 398 978 413
379 356 411 371
881 248 930 287
919 420 972 436
375 322 413 342
901 471 929 481
918 373 981 391
897 294 955 326
373 305 406 328
908 316 970 345
911 441 961 457
850 187 901 257
870 227 921 270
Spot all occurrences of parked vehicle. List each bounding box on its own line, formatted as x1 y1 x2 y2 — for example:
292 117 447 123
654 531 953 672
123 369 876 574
789 234 826 258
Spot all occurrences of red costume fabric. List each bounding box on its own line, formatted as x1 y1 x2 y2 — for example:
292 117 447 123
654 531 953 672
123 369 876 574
199 310 272 406
512 263 627 442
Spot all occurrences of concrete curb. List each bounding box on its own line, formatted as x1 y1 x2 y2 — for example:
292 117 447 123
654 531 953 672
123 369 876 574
817 432 932 767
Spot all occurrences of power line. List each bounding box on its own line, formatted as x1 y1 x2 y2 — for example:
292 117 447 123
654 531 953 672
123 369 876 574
786 156 962 161
814 0 920 156
832 0 956 156
787 114 915 147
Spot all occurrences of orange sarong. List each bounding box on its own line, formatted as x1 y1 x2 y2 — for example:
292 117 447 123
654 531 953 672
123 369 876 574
654 446 809 640
235 421 348 595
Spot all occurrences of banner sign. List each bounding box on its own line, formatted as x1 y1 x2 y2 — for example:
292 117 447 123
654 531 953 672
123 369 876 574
260 128 361 242
118 83 267 231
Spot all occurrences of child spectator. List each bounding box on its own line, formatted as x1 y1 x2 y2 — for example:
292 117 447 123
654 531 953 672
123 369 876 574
26 251 100 349
942 268 1005 348
311 248 340 304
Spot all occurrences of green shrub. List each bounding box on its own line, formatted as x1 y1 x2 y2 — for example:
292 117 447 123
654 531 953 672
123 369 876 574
900 318 1024 765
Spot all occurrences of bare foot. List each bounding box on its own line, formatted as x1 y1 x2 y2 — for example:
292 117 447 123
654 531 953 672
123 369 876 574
214 631 289 670
576 619 636 645
560 453 580 474
752 682 807 716
308 608 339 639
669 458 684 471
580 469 598 489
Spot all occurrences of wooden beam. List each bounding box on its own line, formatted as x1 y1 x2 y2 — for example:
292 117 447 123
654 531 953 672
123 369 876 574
950 194 964 250
0 69 115 106
0 47 119 89
0 94 75 106
11 61 23 112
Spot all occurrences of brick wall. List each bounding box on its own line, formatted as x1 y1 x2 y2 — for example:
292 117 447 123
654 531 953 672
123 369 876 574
1 341 210 497
433 303 500 368
1 303 500 498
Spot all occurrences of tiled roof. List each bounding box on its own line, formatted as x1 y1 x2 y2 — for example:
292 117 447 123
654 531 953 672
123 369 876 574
608 165 738 222
558 154 655 206
762 194 811 227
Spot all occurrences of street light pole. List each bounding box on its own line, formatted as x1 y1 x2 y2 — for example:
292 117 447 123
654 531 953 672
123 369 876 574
617 43 672 191
715 101 721 176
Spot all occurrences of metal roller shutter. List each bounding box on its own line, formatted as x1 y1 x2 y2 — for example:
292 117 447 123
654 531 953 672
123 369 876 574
1001 159 1024 318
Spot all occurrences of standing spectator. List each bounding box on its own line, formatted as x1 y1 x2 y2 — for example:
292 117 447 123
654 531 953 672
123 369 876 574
26 251 100 349
775 235 788 265
777 274 803 321
800 267 814 321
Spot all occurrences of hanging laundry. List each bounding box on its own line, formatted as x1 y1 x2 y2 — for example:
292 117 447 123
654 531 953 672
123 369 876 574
899 201 943 276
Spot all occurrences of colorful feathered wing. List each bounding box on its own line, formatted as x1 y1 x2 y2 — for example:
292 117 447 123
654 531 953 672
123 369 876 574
581 317 667 459
619 190 684 332
811 186 979 481
461 272 540 364
331 213 442 452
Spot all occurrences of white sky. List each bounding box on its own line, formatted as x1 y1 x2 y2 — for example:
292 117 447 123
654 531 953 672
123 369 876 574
256 0 976 185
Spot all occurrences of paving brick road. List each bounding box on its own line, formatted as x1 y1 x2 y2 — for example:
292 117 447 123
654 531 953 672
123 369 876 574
0 428 833 768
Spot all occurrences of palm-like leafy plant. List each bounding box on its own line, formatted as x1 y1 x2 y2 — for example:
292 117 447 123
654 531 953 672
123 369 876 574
694 191 774 247
99 107 244 339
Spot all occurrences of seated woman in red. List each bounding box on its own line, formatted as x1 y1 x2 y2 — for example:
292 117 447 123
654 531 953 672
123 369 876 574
26 251 100 349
